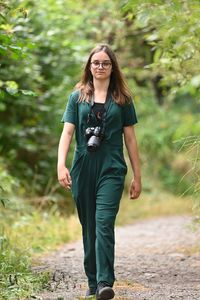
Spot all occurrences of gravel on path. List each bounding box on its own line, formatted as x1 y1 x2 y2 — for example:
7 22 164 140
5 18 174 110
34 215 200 300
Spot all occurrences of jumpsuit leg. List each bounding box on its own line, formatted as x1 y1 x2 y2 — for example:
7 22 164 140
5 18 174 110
71 148 126 289
76 193 97 289
72 153 98 289
95 174 125 286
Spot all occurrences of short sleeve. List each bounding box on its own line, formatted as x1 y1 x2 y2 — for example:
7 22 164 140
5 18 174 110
61 92 77 125
122 100 138 127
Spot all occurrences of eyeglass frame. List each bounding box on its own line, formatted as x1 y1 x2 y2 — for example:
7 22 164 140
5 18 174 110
90 60 112 70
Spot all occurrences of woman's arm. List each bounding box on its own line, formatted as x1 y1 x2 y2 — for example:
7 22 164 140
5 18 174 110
57 122 75 189
124 125 142 200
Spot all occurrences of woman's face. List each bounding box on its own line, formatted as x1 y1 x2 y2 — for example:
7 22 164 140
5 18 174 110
90 51 112 81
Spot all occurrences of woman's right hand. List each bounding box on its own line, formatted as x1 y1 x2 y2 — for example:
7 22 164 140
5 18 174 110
57 166 72 189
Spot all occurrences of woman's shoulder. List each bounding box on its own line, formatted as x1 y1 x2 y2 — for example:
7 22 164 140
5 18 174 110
69 89 80 101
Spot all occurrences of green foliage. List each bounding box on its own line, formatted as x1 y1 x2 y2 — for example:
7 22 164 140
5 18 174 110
0 233 50 300
121 0 200 98
0 158 19 208
0 0 124 197
174 135 200 201
0 196 79 254
1 0 199 297
119 0 200 205
0 0 199 206
122 77 199 199
0 196 80 299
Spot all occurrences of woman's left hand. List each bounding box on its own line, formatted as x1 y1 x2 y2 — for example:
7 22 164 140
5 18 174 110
129 178 141 200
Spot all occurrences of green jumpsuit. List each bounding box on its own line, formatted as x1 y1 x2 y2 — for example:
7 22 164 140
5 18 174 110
61 90 138 290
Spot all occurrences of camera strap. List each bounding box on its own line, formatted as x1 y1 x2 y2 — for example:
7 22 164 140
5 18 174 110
87 90 111 127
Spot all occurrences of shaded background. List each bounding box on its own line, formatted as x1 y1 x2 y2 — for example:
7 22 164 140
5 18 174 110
0 0 200 298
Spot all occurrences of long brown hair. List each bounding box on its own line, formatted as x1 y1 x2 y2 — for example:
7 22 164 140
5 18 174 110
75 44 132 105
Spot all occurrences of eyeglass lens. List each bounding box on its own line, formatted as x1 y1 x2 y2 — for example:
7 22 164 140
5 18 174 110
91 61 111 69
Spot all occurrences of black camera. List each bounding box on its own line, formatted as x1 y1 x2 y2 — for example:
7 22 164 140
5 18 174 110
85 126 104 152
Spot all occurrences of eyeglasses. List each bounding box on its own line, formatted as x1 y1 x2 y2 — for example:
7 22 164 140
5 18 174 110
91 60 112 69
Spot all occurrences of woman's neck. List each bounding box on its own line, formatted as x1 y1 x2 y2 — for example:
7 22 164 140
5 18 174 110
93 78 110 102
93 78 110 93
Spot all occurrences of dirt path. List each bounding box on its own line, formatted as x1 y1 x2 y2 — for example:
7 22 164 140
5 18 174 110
34 215 200 300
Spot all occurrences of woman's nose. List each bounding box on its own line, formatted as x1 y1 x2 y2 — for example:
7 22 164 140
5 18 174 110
98 63 104 69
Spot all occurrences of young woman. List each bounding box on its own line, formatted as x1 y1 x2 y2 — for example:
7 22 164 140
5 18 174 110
57 44 141 300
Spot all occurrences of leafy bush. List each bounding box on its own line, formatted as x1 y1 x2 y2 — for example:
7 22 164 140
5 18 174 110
124 87 200 197
0 196 80 299
0 233 50 300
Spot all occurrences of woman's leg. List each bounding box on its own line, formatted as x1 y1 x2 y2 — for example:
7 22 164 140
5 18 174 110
72 154 98 290
95 174 124 286
76 193 97 289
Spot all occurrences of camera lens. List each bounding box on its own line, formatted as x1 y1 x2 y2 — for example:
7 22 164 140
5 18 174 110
85 126 104 152
87 136 101 152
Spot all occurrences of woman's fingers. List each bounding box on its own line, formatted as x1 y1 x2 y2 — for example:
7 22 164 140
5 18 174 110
130 180 141 199
58 168 72 189
63 177 71 189
66 171 72 186
59 177 71 189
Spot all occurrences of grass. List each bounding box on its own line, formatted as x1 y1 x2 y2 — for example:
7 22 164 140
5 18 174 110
0 190 196 299
0 198 81 300
0 232 50 300
117 190 194 226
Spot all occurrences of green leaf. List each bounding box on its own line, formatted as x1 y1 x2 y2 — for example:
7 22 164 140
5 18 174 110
0 102 6 111
8 45 22 52
190 75 200 88
153 48 162 63
0 13 7 22
0 45 7 55
5 81 18 95
20 90 37 96
136 11 150 28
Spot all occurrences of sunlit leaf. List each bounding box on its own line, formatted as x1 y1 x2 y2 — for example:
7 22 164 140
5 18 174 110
5 81 18 95
8 45 22 51
0 103 6 111
190 75 200 88
20 90 37 96
0 24 13 34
